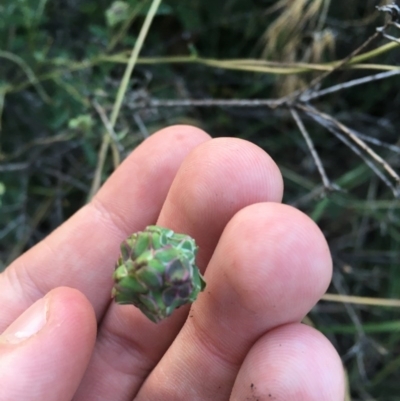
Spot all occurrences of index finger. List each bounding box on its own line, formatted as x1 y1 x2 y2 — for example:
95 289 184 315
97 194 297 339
0 126 211 330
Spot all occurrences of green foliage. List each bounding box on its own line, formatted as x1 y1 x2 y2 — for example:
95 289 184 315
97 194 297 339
1 0 400 398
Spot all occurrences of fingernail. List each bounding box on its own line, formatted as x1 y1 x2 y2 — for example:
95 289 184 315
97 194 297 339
0 297 48 344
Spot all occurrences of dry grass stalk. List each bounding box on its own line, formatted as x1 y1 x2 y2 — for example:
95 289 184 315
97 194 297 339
260 0 335 94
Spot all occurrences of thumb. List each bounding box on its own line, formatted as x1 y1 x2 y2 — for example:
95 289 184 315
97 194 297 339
0 287 96 401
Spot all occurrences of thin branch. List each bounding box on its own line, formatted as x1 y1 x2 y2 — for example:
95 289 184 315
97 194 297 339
109 0 162 128
353 131 400 154
330 128 399 198
374 5 400 47
299 22 389 96
92 98 122 167
0 162 29 172
322 293 400 308
0 215 24 240
302 105 400 197
301 69 400 102
0 50 51 103
41 167 89 193
380 32 400 45
0 89 5 133
88 134 111 202
6 197 54 265
127 98 281 109
124 60 400 111
298 104 400 186
289 107 335 191
133 113 149 138
88 0 162 200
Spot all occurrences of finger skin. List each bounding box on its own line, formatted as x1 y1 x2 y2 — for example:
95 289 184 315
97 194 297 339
74 137 284 401
0 287 96 401
157 136 284 268
134 203 333 400
231 323 345 401
0 125 211 329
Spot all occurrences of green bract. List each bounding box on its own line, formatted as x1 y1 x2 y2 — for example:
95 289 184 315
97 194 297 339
112 225 206 323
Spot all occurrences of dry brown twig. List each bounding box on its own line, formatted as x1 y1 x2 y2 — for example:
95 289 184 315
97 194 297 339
376 4 400 44
298 103 400 198
126 5 400 197
289 107 338 192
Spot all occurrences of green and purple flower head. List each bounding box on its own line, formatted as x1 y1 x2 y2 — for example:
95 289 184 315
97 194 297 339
112 225 206 323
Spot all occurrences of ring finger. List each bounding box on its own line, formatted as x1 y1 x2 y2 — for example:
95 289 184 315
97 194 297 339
135 202 334 400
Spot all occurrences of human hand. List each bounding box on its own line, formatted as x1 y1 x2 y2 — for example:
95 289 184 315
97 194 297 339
0 126 345 401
